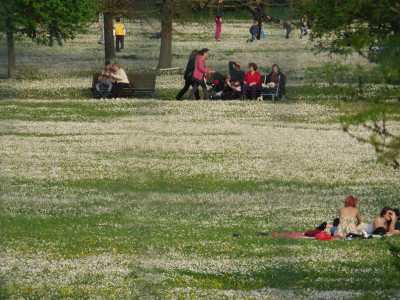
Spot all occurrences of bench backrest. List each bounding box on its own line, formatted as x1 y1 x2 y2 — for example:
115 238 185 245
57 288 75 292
127 74 156 90
92 73 156 91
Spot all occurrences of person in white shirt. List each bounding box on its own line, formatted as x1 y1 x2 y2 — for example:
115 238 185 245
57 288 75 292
110 62 130 98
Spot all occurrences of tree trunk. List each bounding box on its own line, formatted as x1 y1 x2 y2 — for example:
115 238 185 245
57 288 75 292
288 0 294 9
264 0 270 16
157 0 172 69
104 12 115 60
6 19 16 79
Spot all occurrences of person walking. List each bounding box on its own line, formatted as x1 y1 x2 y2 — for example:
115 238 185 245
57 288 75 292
215 0 223 41
176 50 200 100
98 12 105 45
188 48 214 100
299 16 308 39
113 17 126 52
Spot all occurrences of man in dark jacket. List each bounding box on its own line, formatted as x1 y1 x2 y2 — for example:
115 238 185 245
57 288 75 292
228 61 245 87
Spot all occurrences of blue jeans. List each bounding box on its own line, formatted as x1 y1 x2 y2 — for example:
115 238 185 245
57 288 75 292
300 28 308 39
249 34 257 43
49 31 62 46
96 82 113 99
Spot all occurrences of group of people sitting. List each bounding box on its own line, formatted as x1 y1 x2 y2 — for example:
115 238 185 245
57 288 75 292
317 196 400 238
95 61 130 100
176 48 286 101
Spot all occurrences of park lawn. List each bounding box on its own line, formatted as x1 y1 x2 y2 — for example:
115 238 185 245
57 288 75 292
1 99 400 299
1 19 400 299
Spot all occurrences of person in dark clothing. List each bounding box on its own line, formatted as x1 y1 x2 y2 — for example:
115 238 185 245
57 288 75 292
249 0 266 40
176 50 200 100
216 0 223 17
263 64 286 99
228 61 245 87
394 208 400 230
247 20 259 43
282 19 294 39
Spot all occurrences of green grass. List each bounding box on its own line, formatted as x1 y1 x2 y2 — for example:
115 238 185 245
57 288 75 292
1 17 400 299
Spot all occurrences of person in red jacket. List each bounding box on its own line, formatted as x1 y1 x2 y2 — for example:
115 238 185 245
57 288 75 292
242 62 261 100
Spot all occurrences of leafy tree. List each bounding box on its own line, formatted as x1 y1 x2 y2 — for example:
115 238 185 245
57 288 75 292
0 0 97 79
297 0 400 58
298 0 400 170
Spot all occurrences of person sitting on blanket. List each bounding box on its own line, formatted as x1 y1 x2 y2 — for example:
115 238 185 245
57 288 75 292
357 206 400 235
262 64 286 99
331 196 362 237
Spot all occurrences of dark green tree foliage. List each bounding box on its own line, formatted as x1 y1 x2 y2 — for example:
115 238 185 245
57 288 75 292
298 0 400 170
0 0 97 78
297 0 400 58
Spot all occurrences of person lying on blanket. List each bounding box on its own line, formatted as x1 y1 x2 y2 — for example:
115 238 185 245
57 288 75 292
356 206 400 236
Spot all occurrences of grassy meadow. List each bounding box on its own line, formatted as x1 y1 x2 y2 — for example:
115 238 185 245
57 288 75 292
1 19 400 299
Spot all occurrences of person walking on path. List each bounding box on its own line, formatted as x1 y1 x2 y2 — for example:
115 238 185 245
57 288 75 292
113 17 126 52
176 50 201 100
188 48 214 100
215 0 223 41
98 12 105 45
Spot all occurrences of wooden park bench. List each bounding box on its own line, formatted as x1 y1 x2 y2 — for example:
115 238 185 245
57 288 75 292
89 73 156 98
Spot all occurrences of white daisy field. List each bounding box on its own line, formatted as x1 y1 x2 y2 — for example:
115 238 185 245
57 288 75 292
0 19 400 299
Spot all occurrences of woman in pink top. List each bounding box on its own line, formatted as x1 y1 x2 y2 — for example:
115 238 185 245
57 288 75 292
188 48 214 100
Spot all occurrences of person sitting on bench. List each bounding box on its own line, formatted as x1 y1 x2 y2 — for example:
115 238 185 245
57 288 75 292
262 64 286 99
110 62 130 99
228 61 245 88
242 62 261 100
96 60 115 100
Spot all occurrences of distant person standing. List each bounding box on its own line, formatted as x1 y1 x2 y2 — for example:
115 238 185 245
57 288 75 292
49 21 62 47
98 12 105 45
299 16 309 39
282 19 294 39
113 17 126 52
215 0 223 41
